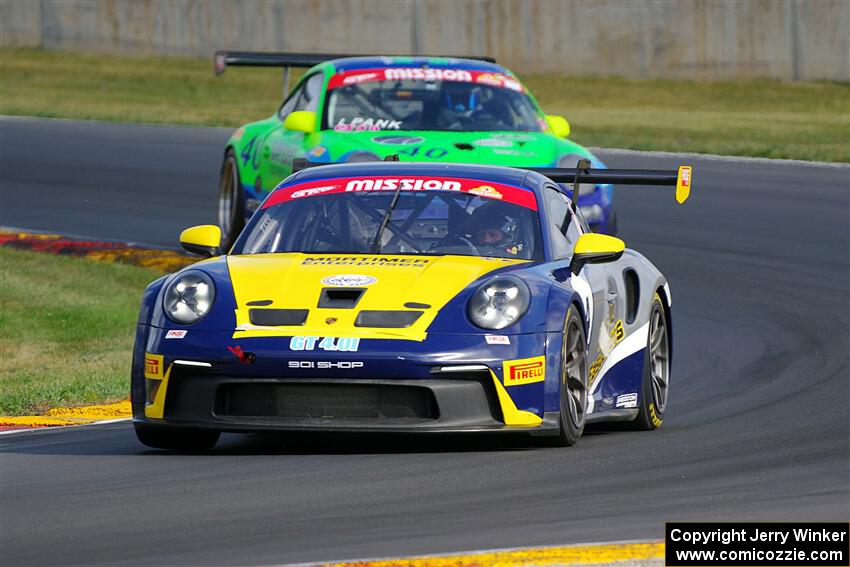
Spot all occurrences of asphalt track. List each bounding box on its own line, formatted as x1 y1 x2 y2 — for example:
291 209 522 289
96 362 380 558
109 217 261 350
1 117 848 566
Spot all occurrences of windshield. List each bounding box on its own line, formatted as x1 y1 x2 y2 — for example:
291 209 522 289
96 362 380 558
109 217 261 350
233 177 542 261
323 67 545 133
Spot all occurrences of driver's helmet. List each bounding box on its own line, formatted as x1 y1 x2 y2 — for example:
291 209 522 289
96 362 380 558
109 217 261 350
442 82 483 114
465 202 524 256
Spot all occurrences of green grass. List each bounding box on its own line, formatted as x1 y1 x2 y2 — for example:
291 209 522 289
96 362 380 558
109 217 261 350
0 248 161 415
0 47 848 161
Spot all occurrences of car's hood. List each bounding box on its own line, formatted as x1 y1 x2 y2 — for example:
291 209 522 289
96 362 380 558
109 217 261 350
316 130 590 167
227 253 527 341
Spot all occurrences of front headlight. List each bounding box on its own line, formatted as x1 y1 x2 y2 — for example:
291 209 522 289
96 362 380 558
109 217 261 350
558 153 597 196
163 270 215 324
467 275 531 330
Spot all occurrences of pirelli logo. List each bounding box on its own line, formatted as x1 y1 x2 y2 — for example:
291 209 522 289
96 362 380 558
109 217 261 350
503 356 546 387
144 353 164 379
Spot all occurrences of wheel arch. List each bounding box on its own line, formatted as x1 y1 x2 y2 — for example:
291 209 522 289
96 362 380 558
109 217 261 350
654 283 673 367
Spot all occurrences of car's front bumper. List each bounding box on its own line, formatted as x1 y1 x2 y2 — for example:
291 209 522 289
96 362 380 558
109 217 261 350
133 364 560 435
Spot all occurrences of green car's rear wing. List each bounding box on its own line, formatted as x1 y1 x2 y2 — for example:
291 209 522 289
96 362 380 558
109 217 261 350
214 50 497 95
528 160 693 204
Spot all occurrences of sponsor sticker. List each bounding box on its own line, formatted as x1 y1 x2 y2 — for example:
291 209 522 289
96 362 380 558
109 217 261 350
288 361 364 369
468 185 503 200
503 355 545 386
616 392 638 408
680 166 691 188
303 256 430 267
485 335 510 345
320 274 377 287
144 353 164 379
290 185 338 199
327 68 525 92
334 117 402 132
474 138 513 148
289 336 360 352
265 176 538 210
344 178 461 192
341 72 379 85
372 135 425 145
227 345 255 365
165 330 187 340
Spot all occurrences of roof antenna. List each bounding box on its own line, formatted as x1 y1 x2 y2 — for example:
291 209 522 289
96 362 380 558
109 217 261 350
384 154 400 161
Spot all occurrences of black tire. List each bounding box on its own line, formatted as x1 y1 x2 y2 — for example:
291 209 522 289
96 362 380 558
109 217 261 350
135 425 220 451
553 306 589 446
218 149 245 251
632 293 670 430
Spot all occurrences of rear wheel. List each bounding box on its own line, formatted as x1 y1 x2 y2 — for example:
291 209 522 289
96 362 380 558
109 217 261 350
218 149 244 251
554 306 588 446
632 293 670 430
135 425 220 451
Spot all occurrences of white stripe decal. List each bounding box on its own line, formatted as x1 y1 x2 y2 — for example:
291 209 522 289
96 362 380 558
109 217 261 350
587 322 649 414
570 271 593 342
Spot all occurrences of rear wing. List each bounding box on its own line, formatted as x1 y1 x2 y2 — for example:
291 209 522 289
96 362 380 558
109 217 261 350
214 50 497 96
290 157 692 204
528 160 693 204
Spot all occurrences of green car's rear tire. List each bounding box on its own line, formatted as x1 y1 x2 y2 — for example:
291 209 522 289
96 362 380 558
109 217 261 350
135 425 220 451
218 149 244 251
552 306 588 447
632 293 670 430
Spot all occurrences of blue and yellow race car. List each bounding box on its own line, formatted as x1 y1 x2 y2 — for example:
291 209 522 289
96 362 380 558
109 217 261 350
132 161 692 450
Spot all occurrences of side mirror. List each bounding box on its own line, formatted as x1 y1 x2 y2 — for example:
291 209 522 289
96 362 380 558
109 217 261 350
283 110 317 134
180 225 221 257
570 233 625 274
545 115 570 138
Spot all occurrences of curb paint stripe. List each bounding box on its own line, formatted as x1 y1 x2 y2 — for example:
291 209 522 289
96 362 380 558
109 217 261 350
0 228 194 273
0 401 132 430
283 541 665 567
0 417 130 435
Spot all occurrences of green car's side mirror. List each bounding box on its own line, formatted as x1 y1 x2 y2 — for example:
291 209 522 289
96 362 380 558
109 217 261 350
180 225 222 257
545 115 571 138
283 110 317 134
570 233 625 274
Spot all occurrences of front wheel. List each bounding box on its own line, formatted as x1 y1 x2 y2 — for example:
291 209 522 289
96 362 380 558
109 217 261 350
135 425 220 451
632 293 670 430
554 306 588 446
218 149 245 251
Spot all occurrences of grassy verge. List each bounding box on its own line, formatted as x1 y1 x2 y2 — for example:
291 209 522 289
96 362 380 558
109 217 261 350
0 248 161 415
0 47 848 161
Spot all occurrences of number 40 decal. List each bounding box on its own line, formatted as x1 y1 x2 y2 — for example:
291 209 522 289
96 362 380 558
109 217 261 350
397 146 448 159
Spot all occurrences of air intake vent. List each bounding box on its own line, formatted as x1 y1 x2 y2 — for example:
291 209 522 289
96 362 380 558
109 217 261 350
249 309 308 326
217 383 438 420
318 288 365 309
355 310 423 328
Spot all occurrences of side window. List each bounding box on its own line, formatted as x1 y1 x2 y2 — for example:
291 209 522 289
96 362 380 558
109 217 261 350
293 73 324 113
278 85 303 120
544 185 583 260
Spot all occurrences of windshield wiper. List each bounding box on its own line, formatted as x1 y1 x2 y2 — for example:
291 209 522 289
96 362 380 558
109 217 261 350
370 183 404 253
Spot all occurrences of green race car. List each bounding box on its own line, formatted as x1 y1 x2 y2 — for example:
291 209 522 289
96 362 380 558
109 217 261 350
215 51 614 248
